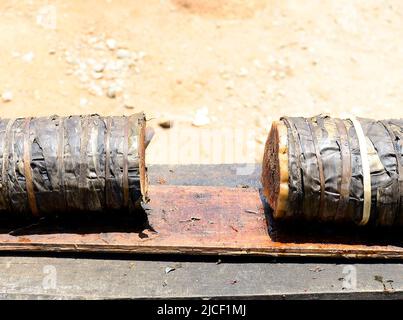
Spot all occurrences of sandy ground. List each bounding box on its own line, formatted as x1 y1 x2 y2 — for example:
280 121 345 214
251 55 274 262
0 0 402 165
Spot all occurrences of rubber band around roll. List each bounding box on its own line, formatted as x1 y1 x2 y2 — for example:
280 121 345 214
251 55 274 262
335 119 352 221
123 116 129 207
307 119 325 219
79 116 89 211
281 117 304 218
380 120 403 218
57 117 66 211
349 116 371 226
1 119 15 212
23 117 39 217
138 117 148 202
104 117 112 209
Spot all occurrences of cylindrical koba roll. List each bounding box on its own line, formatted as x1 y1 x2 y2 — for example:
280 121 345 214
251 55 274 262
0 113 148 218
262 115 403 227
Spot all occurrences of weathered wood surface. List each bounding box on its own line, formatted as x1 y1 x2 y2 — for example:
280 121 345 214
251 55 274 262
0 165 402 300
0 256 402 299
0 185 402 259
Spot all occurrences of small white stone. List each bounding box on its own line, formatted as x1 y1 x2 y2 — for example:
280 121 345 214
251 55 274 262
116 60 126 70
86 58 96 66
88 36 98 45
165 267 175 274
65 55 77 65
106 38 117 50
93 42 106 50
107 84 122 98
116 49 131 59
93 62 105 73
255 136 266 144
192 107 210 127
137 51 146 59
238 67 248 77
78 62 87 70
124 104 135 109
105 60 117 71
88 83 104 96
79 97 88 107
253 59 263 68
122 94 135 109
78 73 90 83
103 72 116 80
225 80 234 90
92 72 103 80
1 91 13 102
22 51 34 62
220 72 230 80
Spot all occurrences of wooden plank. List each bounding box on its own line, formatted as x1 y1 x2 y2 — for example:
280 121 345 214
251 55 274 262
0 185 402 259
0 256 402 299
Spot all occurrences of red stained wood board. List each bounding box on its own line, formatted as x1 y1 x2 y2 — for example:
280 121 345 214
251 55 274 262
0 185 402 259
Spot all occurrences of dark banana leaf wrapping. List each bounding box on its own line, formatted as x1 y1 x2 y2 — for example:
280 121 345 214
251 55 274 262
279 116 403 227
0 113 147 218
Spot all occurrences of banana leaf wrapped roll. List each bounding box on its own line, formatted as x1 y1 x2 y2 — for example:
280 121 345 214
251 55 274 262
0 113 148 218
262 115 403 227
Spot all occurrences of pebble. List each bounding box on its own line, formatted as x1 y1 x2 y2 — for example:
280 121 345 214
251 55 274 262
238 67 248 77
192 107 210 127
104 60 118 71
88 83 103 96
22 51 34 63
1 91 13 102
124 104 135 109
78 62 87 70
107 84 122 98
93 43 106 50
136 51 146 60
93 62 105 73
220 72 230 80
106 38 117 50
78 73 90 83
123 94 135 108
253 59 263 69
62 35 147 104
65 55 77 65
88 36 98 45
225 80 234 90
159 120 173 129
165 267 175 274
116 49 131 59
79 97 88 107
92 72 103 80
